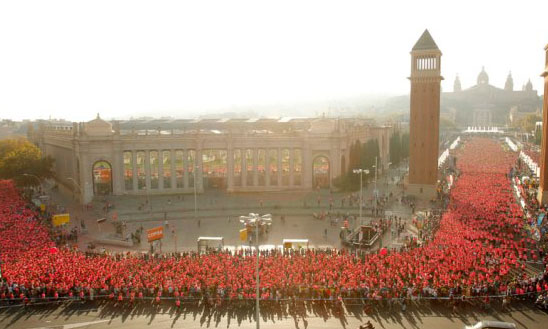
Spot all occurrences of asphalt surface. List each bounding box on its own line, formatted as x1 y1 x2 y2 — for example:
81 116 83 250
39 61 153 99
0 300 547 329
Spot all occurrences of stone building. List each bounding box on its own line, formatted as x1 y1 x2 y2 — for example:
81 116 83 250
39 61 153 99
444 67 541 126
30 115 393 204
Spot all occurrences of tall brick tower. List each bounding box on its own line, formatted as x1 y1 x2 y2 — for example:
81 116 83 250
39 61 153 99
408 29 443 199
537 44 548 204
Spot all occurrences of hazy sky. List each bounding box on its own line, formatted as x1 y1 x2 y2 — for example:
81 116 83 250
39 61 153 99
1 0 547 121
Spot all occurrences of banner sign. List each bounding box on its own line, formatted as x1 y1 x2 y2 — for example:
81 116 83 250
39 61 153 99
239 228 248 242
538 213 545 227
52 213 70 227
147 226 164 242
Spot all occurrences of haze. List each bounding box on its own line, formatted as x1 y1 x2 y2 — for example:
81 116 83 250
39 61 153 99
1 0 547 121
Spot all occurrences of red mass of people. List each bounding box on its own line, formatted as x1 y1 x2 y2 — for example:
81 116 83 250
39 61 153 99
0 137 547 307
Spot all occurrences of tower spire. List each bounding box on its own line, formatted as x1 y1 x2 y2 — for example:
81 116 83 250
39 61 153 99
412 29 439 51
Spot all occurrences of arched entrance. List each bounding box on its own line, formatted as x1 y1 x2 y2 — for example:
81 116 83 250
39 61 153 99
312 156 330 189
92 160 113 196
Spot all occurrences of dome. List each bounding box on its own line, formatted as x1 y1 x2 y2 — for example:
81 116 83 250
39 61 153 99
477 66 489 85
525 79 533 91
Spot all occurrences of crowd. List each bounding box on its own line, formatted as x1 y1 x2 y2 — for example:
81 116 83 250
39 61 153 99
0 137 547 312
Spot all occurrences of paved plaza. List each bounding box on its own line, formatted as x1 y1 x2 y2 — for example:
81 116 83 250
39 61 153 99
46 165 417 253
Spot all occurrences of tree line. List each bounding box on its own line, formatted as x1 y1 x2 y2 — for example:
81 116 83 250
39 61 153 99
334 132 409 191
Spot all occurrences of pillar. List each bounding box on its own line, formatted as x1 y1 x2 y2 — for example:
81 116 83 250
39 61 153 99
183 149 189 189
289 148 294 186
303 147 313 189
241 149 247 187
227 147 234 190
145 150 151 190
277 148 282 186
196 148 203 193
265 149 270 186
253 148 259 186
113 146 123 195
158 150 164 190
537 44 548 203
132 151 138 191
170 149 176 189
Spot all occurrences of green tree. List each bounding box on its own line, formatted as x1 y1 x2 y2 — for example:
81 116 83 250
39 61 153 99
516 114 542 134
390 131 401 165
400 133 410 159
0 138 54 187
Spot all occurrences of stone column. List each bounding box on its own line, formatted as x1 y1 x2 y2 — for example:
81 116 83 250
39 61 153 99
170 149 176 189
241 149 247 187
253 148 259 186
277 148 282 187
265 149 270 186
158 150 164 191
132 151 138 191
227 147 234 190
289 148 294 186
183 149 189 189
303 147 313 189
196 148 204 193
145 150 151 190
112 146 123 196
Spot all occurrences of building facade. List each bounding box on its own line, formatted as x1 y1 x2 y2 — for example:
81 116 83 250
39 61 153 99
31 116 393 204
444 68 541 127
408 29 442 198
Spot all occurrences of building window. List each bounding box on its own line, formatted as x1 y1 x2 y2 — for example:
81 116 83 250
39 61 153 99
150 151 159 189
163 151 171 189
123 151 133 191
188 150 196 188
175 150 184 188
136 151 146 190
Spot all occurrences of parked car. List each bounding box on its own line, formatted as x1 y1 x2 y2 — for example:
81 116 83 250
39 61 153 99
464 321 517 329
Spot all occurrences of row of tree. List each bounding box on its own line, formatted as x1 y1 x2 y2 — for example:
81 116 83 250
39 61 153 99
333 139 379 191
0 138 54 187
389 131 409 166
334 132 409 191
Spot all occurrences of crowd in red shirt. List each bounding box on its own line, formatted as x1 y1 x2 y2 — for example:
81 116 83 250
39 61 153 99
0 137 547 305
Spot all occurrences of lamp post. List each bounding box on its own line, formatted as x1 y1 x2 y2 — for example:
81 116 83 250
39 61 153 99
142 186 151 214
352 169 369 228
372 156 378 219
239 212 272 329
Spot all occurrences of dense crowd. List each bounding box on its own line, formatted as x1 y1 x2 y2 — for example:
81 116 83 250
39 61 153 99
0 137 547 309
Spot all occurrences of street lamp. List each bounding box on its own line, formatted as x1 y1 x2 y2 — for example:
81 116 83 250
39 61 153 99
352 169 369 228
372 156 378 219
239 212 272 329
142 186 151 214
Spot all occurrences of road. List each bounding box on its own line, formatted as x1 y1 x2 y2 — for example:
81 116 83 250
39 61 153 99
0 300 547 329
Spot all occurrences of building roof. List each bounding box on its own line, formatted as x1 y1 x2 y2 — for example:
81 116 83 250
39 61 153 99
412 29 439 51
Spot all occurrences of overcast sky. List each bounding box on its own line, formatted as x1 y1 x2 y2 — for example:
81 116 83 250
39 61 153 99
1 0 547 121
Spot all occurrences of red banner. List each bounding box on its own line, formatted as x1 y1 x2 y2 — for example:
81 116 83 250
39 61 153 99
147 226 164 243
